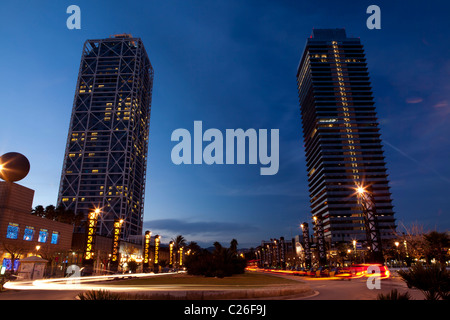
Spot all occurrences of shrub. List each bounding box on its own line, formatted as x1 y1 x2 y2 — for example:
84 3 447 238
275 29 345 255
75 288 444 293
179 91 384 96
397 263 450 300
377 289 411 300
77 289 149 300
78 289 124 300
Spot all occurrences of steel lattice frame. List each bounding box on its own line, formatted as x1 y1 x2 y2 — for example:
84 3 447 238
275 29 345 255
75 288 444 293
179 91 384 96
357 188 384 263
83 210 98 263
313 215 327 266
143 230 151 271
301 222 312 268
58 35 153 241
110 219 122 272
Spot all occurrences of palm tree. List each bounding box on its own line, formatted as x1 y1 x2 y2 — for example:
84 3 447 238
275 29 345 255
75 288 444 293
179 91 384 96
31 205 45 217
186 241 201 255
172 235 186 267
398 263 450 300
229 239 238 256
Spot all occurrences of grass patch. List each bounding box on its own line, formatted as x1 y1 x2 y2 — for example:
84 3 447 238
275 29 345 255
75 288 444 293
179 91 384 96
104 272 300 287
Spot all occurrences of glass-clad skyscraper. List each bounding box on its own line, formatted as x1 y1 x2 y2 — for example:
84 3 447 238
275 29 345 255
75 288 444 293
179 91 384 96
58 34 154 240
296 29 396 243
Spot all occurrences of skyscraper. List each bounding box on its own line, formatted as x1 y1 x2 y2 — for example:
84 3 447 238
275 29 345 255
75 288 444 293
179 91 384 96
296 29 396 244
58 34 153 240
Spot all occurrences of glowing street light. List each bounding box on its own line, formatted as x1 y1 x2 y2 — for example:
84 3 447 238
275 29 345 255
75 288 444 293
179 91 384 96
356 186 366 195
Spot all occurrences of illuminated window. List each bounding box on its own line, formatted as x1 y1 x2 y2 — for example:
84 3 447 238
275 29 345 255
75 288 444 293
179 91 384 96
38 229 48 243
92 169 99 173
62 198 69 202
23 226 35 241
51 232 59 244
6 223 19 239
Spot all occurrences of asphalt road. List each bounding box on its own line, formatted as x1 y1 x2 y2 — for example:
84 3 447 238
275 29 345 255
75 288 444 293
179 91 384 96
262 273 426 300
0 273 426 300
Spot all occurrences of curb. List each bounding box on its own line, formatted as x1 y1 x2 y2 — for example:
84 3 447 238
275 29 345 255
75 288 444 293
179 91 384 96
131 285 315 300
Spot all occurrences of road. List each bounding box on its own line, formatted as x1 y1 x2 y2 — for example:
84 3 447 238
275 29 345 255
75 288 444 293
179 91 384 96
0 271 426 300
261 272 425 300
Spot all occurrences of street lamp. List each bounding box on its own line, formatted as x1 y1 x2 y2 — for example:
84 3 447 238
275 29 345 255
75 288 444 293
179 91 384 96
312 215 327 267
84 208 101 264
301 222 312 269
354 183 384 263
143 230 152 272
110 218 124 273
395 241 400 266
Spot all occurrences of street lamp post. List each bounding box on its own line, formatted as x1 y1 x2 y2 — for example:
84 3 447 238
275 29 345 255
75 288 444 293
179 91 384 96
143 230 151 272
301 223 312 269
313 216 327 267
355 185 384 263
154 235 161 273
395 241 400 267
110 218 124 273
83 208 101 275
169 241 174 268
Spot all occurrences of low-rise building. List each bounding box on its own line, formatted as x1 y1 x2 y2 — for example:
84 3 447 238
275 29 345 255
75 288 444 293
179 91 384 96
0 181 73 274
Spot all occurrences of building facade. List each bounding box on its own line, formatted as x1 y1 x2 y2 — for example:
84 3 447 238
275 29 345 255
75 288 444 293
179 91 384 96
296 29 396 244
0 181 73 272
58 34 154 241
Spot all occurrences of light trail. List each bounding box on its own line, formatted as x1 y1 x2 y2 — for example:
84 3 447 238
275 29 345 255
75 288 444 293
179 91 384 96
246 265 390 280
3 271 185 292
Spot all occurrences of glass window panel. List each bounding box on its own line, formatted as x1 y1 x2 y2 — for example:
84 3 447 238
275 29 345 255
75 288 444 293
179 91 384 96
6 223 19 239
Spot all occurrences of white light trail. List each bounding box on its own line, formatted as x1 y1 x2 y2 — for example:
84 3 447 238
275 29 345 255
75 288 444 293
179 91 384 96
4 271 185 292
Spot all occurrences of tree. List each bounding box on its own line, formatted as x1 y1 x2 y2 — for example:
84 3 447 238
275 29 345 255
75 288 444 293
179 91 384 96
423 231 449 265
31 204 84 226
127 260 138 273
186 241 201 255
1 242 25 274
172 235 186 267
229 239 238 256
394 222 426 262
185 240 246 278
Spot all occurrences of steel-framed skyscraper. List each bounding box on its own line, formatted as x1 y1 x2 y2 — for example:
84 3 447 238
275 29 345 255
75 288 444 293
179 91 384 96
58 34 153 240
296 29 396 244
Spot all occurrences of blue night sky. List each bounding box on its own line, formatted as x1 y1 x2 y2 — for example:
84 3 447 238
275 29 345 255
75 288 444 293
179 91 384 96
0 1 449 248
